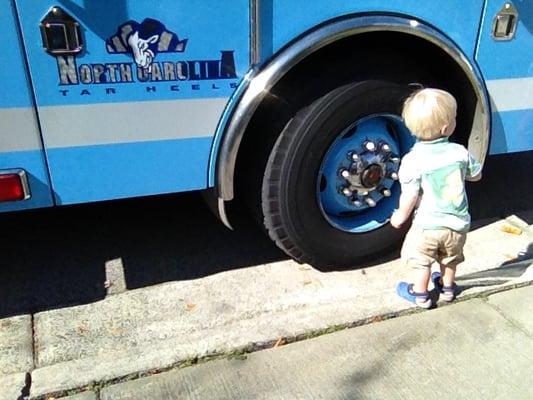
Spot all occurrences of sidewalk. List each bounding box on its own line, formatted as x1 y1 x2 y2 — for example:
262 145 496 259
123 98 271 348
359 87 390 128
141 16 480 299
100 285 533 399
0 211 532 399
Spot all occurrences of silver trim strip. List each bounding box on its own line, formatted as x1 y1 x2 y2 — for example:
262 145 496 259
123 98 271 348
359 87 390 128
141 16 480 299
39 98 229 148
201 188 233 229
0 108 44 152
215 15 491 200
487 77 533 112
0 169 31 201
250 0 260 65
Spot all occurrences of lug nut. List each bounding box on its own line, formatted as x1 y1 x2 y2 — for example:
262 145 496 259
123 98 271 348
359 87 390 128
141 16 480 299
363 141 377 152
341 187 352 197
390 157 400 164
347 152 360 162
339 169 350 179
350 198 362 207
381 188 392 197
389 172 399 181
365 197 377 207
381 143 391 152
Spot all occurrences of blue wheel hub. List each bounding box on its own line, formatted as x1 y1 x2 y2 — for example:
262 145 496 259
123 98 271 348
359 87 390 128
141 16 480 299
317 114 413 233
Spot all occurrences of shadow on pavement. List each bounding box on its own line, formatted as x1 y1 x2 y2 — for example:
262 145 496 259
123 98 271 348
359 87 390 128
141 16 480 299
455 243 533 294
0 192 286 319
0 151 531 318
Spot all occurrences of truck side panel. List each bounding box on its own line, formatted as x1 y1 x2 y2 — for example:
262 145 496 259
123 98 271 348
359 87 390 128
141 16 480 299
14 0 249 205
476 0 533 154
258 0 485 62
0 1 53 212
252 0 531 156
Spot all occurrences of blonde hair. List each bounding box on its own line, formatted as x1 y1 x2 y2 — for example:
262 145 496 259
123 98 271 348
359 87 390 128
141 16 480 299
402 88 457 140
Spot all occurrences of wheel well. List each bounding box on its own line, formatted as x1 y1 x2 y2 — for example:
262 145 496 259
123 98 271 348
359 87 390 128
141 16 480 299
235 31 479 204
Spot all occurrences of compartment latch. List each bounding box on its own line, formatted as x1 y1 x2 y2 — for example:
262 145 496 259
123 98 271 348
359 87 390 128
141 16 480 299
492 3 518 41
40 6 83 55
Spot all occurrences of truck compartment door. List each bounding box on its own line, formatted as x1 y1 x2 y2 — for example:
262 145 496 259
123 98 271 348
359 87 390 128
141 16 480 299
14 0 249 204
476 1 533 154
0 1 53 212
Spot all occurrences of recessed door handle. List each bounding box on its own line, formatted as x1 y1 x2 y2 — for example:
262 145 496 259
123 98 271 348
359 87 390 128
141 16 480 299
40 6 83 55
492 3 518 41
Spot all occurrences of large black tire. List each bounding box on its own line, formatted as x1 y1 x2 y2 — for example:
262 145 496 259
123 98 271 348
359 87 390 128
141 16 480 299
262 80 414 268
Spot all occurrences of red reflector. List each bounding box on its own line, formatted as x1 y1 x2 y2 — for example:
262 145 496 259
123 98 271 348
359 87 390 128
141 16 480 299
0 174 25 202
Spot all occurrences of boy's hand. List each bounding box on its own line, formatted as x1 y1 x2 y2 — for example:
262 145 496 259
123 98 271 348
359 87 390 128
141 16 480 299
390 191 418 229
390 210 405 229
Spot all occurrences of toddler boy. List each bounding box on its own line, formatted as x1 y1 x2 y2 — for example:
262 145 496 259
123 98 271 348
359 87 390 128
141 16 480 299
391 88 482 308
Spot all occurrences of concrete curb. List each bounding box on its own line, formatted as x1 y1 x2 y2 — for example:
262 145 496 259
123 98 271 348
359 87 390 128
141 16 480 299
29 278 532 399
99 287 533 400
0 315 33 375
56 391 97 400
0 212 529 399
0 372 30 400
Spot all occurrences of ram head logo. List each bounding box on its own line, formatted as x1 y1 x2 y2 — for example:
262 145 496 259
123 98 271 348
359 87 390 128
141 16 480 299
106 18 187 71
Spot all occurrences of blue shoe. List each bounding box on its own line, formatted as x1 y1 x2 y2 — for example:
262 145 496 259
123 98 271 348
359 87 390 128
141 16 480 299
431 271 443 290
431 272 456 302
396 282 432 309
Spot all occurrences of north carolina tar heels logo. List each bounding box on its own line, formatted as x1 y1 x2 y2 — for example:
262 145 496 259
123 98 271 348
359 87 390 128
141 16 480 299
51 18 237 96
106 18 188 71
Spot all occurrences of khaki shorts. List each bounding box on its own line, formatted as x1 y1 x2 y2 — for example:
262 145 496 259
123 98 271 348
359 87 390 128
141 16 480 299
401 227 467 270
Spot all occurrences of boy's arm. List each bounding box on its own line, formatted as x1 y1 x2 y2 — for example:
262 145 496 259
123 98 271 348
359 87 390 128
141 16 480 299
391 153 419 229
390 191 418 229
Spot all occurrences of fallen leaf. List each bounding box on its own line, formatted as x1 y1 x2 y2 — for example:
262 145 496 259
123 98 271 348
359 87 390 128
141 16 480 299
0 321 12 328
500 225 522 235
504 253 518 260
273 337 285 348
111 326 126 335
298 266 312 271
185 303 196 311
104 280 112 288
371 316 383 323
75 324 88 335
303 280 313 286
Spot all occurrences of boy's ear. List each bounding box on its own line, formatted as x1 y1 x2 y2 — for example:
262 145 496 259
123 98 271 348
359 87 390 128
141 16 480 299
440 124 450 136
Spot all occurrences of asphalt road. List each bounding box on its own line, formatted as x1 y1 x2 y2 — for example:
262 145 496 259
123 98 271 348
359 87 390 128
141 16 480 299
0 151 531 319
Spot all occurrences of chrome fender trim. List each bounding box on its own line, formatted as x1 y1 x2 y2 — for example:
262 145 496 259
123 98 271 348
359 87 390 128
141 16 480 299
215 15 490 201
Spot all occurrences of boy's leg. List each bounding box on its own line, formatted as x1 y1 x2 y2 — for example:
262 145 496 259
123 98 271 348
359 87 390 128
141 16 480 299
413 266 431 294
441 263 457 288
435 262 456 285
433 230 467 301
440 230 466 283
397 262 432 308
436 263 453 286
438 263 458 301
411 263 432 307
397 227 437 308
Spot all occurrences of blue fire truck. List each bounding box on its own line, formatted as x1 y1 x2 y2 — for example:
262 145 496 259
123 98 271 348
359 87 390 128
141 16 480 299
1 1 531 267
